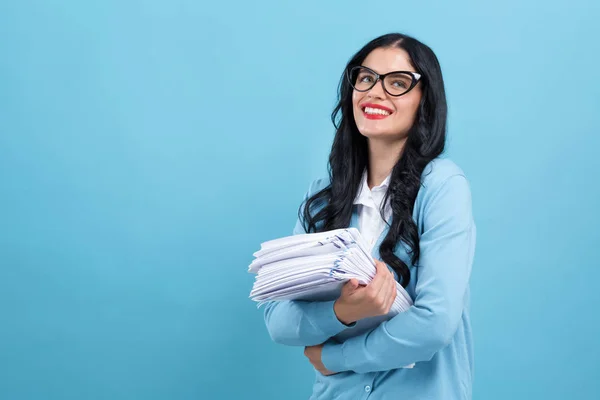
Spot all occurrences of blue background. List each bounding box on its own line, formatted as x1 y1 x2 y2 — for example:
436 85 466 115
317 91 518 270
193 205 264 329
1 0 599 399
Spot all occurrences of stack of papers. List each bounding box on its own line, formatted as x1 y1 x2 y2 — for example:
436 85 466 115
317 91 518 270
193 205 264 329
248 227 414 341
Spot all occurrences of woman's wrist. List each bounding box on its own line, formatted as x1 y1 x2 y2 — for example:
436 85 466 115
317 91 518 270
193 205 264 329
333 300 356 326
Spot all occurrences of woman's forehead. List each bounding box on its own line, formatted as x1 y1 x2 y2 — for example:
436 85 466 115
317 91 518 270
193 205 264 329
362 47 414 73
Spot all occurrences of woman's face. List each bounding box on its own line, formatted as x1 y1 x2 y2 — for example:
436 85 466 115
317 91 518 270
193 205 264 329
351 47 422 141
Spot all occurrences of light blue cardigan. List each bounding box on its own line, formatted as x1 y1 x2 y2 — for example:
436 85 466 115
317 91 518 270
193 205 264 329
263 158 476 400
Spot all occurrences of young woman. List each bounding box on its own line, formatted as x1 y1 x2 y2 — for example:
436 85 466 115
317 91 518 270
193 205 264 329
263 33 476 399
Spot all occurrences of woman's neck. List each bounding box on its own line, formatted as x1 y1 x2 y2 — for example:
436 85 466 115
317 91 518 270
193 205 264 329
367 137 406 189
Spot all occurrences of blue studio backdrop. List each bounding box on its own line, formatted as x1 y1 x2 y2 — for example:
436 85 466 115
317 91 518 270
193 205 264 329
1 1 599 399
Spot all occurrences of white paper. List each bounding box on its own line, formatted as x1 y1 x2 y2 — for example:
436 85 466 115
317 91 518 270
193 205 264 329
248 227 415 368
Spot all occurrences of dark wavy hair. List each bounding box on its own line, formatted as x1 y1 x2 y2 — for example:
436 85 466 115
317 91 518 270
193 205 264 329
299 33 447 287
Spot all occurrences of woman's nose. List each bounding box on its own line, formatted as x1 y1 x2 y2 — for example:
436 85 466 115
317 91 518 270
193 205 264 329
367 78 386 99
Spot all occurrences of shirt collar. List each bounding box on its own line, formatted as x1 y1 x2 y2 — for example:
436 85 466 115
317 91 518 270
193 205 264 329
353 168 392 205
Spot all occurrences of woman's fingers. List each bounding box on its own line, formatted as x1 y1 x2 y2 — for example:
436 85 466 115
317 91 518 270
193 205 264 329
386 273 397 312
378 268 393 312
370 260 396 314
370 262 390 307
379 261 398 313
368 261 388 293
347 260 398 318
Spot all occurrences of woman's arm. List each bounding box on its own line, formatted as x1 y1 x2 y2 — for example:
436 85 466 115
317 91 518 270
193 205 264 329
262 179 352 346
320 174 476 373
263 299 350 346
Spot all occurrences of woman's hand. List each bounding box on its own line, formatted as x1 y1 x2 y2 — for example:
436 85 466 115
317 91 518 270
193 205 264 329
333 260 397 325
304 344 336 376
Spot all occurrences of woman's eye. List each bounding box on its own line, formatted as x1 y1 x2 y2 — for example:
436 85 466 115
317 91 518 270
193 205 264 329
391 80 408 88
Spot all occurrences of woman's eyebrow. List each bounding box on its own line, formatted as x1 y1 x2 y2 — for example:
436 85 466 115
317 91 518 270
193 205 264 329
366 67 416 74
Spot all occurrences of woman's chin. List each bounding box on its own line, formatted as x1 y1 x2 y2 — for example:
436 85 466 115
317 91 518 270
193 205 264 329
358 128 396 139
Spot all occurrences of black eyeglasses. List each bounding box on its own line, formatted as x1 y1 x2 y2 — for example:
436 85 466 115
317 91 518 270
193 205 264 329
346 65 422 97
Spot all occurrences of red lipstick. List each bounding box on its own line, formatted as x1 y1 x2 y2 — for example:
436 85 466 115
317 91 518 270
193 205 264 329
360 103 393 120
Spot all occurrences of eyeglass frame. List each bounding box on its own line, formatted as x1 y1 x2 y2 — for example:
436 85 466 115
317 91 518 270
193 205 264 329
346 65 422 97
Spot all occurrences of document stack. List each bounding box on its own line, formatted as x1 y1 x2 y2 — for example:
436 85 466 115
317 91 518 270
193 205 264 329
248 227 413 341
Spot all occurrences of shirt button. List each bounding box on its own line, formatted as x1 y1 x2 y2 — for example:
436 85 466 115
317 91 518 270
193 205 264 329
364 385 372 393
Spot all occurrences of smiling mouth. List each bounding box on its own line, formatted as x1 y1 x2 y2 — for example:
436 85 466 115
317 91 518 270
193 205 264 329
363 106 391 116
362 106 392 119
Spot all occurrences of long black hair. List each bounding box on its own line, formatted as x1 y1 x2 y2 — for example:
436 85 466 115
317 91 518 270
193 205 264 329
299 33 447 288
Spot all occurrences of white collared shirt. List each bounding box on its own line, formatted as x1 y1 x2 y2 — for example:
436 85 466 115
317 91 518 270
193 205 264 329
353 169 393 250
